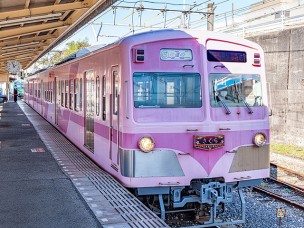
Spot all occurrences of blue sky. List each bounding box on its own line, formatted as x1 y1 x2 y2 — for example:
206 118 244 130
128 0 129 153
55 0 262 50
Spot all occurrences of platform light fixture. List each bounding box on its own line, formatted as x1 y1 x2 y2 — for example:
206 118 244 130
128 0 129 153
15 56 33 61
2 49 36 57
2 41 40 50
0 13 63 27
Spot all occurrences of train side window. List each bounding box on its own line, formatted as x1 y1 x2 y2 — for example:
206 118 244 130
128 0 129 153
48 82 50 102
51 81 53 103
61 80 64 107
65 80 68 108
96 76 100 116
69 79 73 109
79 78 83 111
41 82 45 101
45 82 47 101
113 71 119 115
35 83 37 97
74 79 78 111
45 83 47 101
102 75 106 121
38 83 41 98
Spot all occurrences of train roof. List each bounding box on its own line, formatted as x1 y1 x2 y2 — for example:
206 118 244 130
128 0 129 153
115 29 262 51
29 29 262 75
55 44 105 66
28 67 50 76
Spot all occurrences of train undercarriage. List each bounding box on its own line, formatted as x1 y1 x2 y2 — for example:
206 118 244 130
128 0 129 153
134 178 262 227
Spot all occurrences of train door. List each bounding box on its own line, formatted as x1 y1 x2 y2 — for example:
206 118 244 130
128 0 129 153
84 71 95 152
55 77 59 125
110 66 120 164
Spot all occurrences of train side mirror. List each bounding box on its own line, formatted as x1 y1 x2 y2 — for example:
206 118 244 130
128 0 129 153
269 109 273 116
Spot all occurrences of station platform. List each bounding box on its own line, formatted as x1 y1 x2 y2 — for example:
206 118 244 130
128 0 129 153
0 100 168 228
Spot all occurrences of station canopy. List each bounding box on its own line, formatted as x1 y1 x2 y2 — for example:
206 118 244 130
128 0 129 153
0 0 117 78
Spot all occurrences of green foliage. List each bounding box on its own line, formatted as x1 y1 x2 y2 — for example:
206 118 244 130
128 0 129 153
271 143 304 159
37 38 90 67
61 38 90 57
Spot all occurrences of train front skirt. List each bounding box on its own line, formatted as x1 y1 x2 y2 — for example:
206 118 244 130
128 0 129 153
137 179 262 227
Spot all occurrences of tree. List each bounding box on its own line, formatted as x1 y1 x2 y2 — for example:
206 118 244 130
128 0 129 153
61 39 90 57
37 38 90 67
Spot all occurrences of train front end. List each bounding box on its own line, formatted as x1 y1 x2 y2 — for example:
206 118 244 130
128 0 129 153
119 30 269 226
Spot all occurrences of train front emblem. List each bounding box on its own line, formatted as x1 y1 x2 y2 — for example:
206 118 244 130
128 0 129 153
194 135 225 150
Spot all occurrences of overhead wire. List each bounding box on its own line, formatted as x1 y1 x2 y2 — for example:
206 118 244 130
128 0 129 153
53 0 304 50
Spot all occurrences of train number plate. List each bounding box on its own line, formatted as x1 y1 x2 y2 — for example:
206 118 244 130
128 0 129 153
194 135 225 150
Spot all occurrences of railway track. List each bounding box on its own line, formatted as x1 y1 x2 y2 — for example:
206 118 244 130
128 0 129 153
254 165 304 210
270 162 304 190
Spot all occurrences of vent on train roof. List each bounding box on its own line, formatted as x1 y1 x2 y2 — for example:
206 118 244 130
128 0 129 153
55 44 105 66
28 67 50 76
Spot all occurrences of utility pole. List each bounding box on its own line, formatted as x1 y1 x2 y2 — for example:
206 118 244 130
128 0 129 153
207 3 214 31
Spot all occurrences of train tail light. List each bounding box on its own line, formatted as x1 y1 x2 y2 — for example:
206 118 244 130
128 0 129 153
138 136 155 152
252 53 261 67
253 133 267 147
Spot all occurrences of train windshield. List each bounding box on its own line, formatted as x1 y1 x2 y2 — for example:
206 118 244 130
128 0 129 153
210 73 263 107
133 72 202 108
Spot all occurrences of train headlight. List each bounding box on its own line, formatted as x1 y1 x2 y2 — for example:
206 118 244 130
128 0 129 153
253 133 267 147
138 136 155 152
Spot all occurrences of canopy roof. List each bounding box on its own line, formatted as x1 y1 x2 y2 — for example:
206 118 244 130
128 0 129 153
0 0 117 79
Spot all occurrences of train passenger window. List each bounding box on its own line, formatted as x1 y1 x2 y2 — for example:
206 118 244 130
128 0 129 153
79 78 83 111
61 81 64 107
69 79 73 109
209 74 263 107
133 72 202 108
65 80 68 108
102 76 106 121
34 83 37 97
96 76 100 116
74 79 78 111
48 82 50 102
45 83 47 101
47 82 49 101
51 81 53 103
38 83 41 98
113 72 119 115
43 83 45 101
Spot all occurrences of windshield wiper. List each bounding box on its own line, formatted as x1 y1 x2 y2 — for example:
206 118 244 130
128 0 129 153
212 80 230 115
215 92 231 115
234 81 253 114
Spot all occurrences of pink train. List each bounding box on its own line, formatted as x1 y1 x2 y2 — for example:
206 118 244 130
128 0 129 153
25 29 269 227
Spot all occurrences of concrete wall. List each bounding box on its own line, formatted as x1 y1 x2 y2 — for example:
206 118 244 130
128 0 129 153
248 27 304 146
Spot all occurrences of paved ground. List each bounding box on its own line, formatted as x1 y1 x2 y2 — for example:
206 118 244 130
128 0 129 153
0 101 101 228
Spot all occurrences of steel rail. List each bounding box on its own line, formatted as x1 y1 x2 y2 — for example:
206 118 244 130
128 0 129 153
270 162 304 179
253 178 304 210
270 162 304 191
